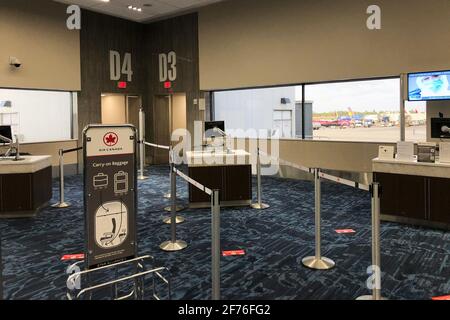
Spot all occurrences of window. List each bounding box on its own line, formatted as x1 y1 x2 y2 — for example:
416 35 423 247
304 78 402 142
214 86 296 138
213 77 427 143
0 88 75 143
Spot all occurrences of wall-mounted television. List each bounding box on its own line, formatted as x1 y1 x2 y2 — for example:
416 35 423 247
408 70 450 101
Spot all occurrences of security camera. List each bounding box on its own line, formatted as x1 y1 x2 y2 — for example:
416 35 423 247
9 57 21 68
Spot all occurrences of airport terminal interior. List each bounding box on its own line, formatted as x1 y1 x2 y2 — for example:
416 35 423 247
0 0 449 301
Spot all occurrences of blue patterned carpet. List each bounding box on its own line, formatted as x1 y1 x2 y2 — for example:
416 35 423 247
0 165 449 300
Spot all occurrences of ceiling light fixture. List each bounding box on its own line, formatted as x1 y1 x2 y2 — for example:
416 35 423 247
128 5 143 12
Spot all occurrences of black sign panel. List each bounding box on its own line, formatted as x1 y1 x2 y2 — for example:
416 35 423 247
83 125 137 269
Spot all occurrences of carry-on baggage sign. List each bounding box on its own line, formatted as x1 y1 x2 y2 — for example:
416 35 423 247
83 125 137 269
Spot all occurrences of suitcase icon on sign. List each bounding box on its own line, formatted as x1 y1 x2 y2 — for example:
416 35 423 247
114 171 129 194
93 173 108 189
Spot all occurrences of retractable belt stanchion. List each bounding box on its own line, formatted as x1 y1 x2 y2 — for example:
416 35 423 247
163 148 185 223
302 168 335 270
138 108 149 181
251 148 269 210
52 148 71 208
160 162 188 252
357 182 386 300
211 189 221 300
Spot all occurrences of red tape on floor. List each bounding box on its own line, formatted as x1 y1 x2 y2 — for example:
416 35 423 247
222 250 246 257
335 229 356 234
61 254 85 261
432 295 450 300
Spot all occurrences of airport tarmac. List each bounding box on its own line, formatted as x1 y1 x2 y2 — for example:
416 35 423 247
312 125 426 142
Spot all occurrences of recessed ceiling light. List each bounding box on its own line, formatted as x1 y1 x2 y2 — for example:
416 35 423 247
128 4 143 12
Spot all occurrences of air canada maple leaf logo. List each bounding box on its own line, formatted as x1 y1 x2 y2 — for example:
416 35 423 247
103 132 118 146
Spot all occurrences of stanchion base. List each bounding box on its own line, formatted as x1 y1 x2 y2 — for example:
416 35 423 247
138 175 149 180
51 202 71 209
160 240 188 252
356 295 387 300
251 203 270 210
302 256 335 270
164 205 185 212
163 215 185 224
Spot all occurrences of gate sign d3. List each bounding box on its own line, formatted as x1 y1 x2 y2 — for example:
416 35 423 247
159 51 177 82
83 125 137 269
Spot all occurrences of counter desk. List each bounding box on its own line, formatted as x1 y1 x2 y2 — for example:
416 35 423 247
0 156 52 218
186 149 252 208
373 157 450 229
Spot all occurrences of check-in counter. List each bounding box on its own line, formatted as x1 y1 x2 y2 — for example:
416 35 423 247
186 149 252 208
0 156 52 218
373 158 450 229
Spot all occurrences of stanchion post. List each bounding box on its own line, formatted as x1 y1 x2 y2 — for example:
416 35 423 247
302 168 335 270
163 147 185 220
357 182 385 300
251 148 269 210
160 162 187 252
138 108 149 180
211 189 221 300
51 149 70 208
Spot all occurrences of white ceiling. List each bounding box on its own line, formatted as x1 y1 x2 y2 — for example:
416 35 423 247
54 0 225 23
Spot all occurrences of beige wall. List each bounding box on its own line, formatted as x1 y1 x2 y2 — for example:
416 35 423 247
199 0 450 90
101 95 126 124
236 138 395 173
0 0 81 91
172 93 187 131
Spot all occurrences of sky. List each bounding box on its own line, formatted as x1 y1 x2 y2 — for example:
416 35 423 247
295 78 426 113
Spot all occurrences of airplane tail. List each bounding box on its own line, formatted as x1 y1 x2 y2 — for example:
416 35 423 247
348 107 353 117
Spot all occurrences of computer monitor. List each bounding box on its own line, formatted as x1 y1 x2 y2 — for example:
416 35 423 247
408 70 450 101
205 121 225 138
0 125 12 144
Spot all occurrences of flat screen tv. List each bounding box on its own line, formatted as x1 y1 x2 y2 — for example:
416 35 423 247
408 70 450 101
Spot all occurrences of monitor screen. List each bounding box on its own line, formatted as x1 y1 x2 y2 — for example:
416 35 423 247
408 70 450 101
0 125 12 143
205 121 225 138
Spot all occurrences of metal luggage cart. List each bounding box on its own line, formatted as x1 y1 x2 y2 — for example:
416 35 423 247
66 255 171 300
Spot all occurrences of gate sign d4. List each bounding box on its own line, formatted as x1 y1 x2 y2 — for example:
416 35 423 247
83 125 137 269
110 51 133 82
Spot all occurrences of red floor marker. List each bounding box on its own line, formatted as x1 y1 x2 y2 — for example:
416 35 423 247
61 254 85 261
432 295 450 300
222 250 246 257
335 229 356 234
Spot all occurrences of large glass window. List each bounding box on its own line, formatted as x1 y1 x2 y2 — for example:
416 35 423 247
0 88 75 143
213 77 428 142
214 86 296 138
304 78 402 142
